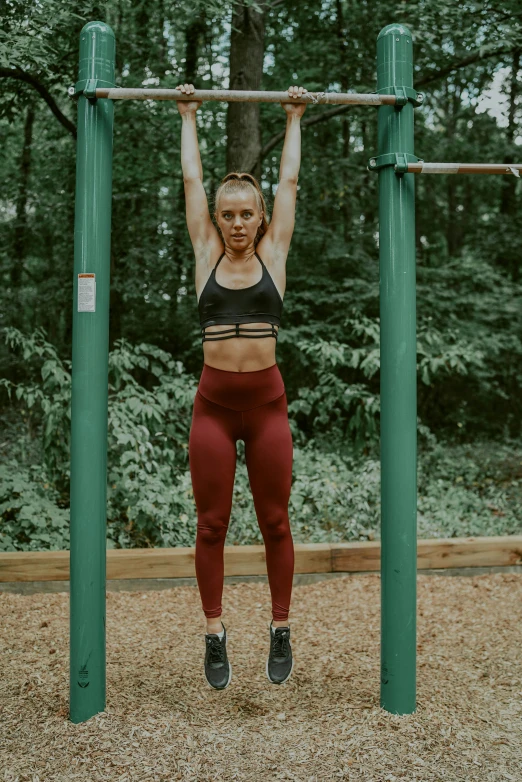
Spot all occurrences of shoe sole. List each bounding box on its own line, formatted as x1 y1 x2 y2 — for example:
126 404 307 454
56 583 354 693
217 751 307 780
266 654 294 685
206 661 232 691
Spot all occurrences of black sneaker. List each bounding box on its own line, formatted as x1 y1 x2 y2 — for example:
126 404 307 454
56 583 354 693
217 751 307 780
267 621 293 685
204 622 232 690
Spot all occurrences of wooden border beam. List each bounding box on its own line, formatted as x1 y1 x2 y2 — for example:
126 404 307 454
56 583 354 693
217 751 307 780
1 536 521 582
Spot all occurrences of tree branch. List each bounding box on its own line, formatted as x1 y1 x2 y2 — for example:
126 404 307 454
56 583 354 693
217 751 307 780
0 67 76 139
259 44 519 165
414 44 518 88
20 263 40 283
260 104 354 161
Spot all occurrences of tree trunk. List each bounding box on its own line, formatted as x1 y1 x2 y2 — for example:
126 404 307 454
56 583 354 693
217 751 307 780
499 49 520 218
335 0 351 242
496 49 520 281
445 84 463 258
226 2 267 177
166 14 209 355
176 14 207 222
185 14 207 83
12 104 35 283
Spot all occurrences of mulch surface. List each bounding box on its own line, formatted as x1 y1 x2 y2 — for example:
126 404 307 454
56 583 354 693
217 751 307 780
1 573 521 781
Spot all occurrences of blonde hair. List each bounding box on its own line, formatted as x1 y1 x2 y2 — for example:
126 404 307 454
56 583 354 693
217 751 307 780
214 172 270 246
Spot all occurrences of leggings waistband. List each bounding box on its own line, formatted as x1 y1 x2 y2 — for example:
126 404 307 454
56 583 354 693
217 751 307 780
197 363 285 411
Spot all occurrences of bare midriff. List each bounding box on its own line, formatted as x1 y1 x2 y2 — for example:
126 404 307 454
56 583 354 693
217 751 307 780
202 323 280 372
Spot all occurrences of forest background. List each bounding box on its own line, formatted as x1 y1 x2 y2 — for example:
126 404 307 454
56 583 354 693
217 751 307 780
1 0 521 553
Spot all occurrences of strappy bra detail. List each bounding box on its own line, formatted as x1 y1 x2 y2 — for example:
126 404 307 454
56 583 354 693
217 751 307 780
197 252 284 343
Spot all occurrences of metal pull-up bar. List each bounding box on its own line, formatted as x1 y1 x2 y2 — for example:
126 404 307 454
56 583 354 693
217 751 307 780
407 162 521 176
94 87 397 106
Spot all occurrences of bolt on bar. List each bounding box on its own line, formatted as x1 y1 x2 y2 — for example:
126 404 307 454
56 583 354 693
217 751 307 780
95 87 396 106
406 162 521 176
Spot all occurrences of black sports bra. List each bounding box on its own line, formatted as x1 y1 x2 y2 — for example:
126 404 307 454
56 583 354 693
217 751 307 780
197 252 284 343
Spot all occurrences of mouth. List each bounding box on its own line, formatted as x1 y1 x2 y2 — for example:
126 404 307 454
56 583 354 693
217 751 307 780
232 234 246 238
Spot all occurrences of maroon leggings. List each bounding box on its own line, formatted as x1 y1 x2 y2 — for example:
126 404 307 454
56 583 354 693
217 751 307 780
188 363 294 622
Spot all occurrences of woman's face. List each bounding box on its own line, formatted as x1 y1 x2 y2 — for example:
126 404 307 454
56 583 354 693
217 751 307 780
216 189 263 249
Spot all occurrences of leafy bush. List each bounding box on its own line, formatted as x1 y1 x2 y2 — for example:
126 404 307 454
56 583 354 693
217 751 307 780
0 461 70 551
1 329 200 549
1 327 521 552
225 443 380 546
105 339 197 548
417 439 522 539
1 327 72 495
286 307 489 449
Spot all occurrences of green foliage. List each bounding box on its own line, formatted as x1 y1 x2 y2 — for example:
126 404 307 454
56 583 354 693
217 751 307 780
417 440 522 539
287 447 381 543
0 0 86 73
105 339 198 548
0 461 70 551
1 326 71 493
1 328 521 553
0 328 200 549
1 1 521 553
283 256 522 448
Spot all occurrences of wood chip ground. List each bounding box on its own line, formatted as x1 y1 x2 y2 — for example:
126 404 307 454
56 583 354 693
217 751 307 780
1 573 521 781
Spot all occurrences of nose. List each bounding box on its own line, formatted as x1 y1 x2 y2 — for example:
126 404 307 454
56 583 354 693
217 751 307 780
233 217 243 230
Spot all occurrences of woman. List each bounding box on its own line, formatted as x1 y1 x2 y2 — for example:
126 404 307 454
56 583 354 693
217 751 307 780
176 82 307 690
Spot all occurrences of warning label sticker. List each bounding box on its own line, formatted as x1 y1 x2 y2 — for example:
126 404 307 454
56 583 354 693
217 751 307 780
78 273 96 312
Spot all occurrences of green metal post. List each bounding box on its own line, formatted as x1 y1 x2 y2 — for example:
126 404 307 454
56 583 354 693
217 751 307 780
69 21 115 724
377 24 417 714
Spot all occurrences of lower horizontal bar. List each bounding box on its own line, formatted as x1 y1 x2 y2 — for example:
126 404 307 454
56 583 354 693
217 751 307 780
95 87 395 106
407 162 521 176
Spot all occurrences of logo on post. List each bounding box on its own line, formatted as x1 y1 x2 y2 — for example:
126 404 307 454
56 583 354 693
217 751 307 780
78 666 90 688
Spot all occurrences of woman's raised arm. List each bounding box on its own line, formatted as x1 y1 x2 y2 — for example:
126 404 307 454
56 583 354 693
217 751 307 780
261 86 307 264
176 84 220 260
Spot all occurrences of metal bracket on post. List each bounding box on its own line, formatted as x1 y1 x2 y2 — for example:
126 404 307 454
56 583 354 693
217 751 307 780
68 79 99 101
377 86 424 108
367 153 422 175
